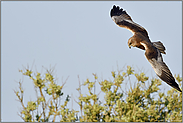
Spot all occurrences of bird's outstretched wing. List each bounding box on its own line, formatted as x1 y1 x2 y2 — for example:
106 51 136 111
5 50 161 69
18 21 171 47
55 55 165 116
110 5 148 37
146 49 182 92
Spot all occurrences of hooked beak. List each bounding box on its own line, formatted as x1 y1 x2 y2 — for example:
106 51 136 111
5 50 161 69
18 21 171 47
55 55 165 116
128 44 131 49
128 42 132 49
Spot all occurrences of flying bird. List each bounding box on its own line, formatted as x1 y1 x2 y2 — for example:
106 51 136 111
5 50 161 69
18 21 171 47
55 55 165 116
110 5 182 92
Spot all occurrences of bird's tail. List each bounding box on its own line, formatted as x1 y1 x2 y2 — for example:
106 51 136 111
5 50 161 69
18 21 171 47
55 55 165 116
152 41 166 54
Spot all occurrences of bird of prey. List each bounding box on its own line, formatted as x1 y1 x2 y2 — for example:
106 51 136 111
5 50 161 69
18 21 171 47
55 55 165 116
110 5 182 92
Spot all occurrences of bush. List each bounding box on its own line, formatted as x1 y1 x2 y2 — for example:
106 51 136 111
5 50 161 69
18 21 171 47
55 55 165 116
14 66 182 122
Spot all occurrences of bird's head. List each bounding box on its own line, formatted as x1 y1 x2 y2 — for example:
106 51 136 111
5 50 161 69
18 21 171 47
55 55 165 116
128 37 136 49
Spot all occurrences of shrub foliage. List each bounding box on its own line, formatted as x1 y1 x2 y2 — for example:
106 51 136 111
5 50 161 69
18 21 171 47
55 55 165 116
14 66 182 122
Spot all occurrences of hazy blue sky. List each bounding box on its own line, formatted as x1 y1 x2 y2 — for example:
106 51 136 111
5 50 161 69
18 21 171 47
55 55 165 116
1 1 182 122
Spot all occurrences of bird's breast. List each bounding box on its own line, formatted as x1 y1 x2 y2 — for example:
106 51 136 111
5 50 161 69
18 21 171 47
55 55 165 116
145 48 158 60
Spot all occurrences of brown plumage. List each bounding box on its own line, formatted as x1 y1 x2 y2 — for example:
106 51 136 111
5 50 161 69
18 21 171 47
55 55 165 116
110 5 182 92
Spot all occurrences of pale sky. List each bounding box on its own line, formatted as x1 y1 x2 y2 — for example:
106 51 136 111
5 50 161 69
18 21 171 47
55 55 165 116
1 1 182 122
